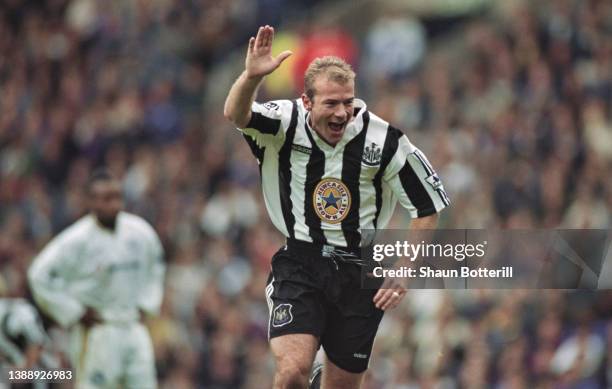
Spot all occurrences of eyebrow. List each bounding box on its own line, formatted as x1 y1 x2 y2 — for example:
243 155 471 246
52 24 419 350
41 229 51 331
323 98 354 104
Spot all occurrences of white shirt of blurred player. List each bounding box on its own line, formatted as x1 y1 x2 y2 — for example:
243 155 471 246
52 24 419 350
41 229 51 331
28 212 165 327
0 298 47 366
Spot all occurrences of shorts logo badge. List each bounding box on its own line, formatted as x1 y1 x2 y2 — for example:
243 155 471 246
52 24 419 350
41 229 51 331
272 304 293 327
313 178 351 224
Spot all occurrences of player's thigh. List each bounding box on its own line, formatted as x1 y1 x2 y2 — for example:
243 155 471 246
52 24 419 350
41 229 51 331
77 324 122 389
270 333 319 375
322 355 365 389
321 286 383 374
124 323 157 389
266 249 327 339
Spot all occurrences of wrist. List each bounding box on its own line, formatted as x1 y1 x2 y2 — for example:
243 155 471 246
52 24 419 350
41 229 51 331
243 70 265 83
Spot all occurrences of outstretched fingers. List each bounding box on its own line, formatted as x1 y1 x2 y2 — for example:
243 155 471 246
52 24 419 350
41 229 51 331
245 26 290 77
248 37 255 54
254 26 264 48
259 25 272 49
266 25 274 47
275 50 293 65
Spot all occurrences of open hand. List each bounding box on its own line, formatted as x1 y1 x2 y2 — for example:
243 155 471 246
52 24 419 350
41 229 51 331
245 25 292 79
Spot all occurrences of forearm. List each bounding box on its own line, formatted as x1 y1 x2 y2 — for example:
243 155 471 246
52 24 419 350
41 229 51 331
223 71 264 128
409 213 439 229
374 214 439 309
397 213 438 267
389 214 438 271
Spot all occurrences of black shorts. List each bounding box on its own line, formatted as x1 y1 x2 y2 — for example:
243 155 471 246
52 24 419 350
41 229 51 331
265 240 384 373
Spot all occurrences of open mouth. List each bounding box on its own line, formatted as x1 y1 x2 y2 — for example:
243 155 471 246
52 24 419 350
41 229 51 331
328 122 345 132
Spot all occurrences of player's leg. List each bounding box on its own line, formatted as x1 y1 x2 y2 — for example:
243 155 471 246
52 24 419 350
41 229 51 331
321 356 365 389
124 322 157 389
320 264 384 389
73 324 122 389
270 333 319 389
266 246 328 389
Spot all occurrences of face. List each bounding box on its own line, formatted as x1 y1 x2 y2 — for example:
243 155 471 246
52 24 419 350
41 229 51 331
89 180 123 229
302 76 355 146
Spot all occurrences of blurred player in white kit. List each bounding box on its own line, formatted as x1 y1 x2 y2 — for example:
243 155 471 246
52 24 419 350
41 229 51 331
0 298 48 370
0 297 59 389
28 169 165 389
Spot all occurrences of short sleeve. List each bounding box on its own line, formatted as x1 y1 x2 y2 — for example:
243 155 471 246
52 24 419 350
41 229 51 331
239 100 295 148
384 135 450 218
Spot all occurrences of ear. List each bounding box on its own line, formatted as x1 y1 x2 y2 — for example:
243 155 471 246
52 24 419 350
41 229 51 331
301 93 312 111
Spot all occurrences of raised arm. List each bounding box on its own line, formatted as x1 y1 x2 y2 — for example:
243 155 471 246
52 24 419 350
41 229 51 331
223 25 292 128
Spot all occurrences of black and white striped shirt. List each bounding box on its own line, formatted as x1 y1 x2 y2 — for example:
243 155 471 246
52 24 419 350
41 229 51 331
0 299 47 366
240 98 449 248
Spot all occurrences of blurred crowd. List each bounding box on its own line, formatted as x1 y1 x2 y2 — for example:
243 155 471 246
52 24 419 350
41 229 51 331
0 0 611 388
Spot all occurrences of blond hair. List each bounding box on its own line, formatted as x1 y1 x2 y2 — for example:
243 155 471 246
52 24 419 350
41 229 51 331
304 56 355 100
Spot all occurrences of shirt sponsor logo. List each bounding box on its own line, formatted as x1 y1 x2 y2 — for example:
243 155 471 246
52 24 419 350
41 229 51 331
353 353 368 359
313 178 351 224
291 144 312 155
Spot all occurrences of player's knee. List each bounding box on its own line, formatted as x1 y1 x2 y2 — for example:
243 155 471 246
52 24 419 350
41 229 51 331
275 370 308 389
274 358 310 389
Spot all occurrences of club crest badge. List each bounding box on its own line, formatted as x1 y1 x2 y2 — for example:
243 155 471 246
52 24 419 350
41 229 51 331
362 142 382 166
313 178 351 224
272 304 293 327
